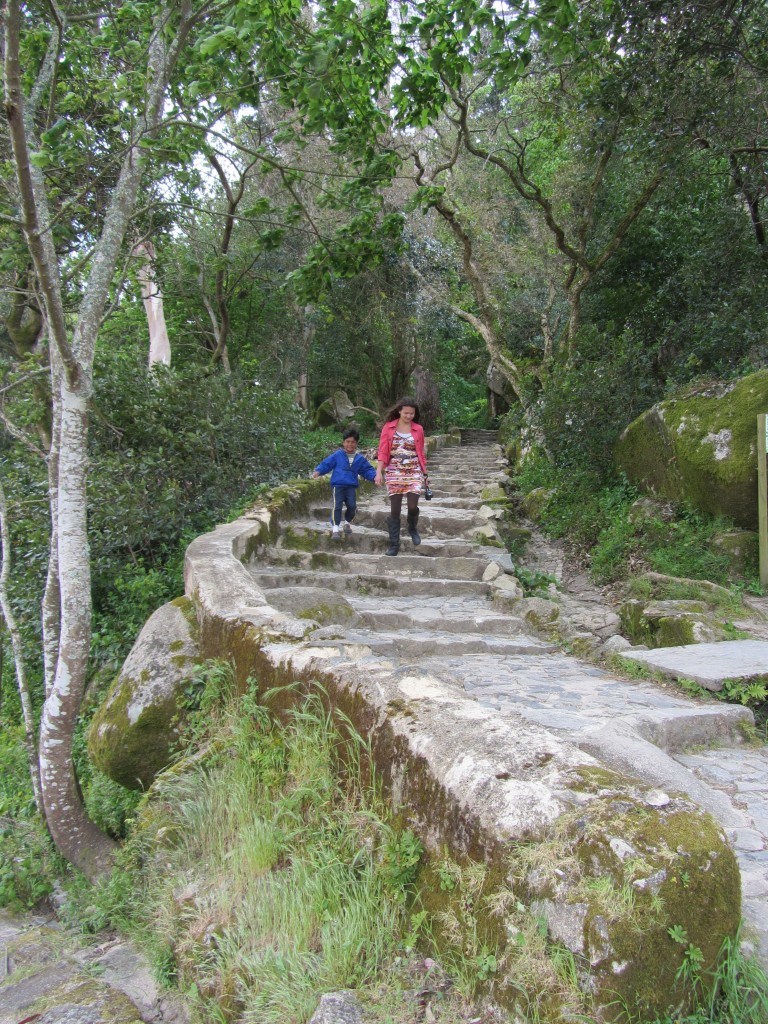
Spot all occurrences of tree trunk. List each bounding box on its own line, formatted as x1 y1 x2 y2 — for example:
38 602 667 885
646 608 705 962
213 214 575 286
298 370 309 411
38 378 116 875
42 339 63 699
135 242 171 367
296 304 316 411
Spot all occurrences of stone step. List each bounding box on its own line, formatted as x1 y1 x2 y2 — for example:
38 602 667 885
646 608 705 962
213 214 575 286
427 477 502 489
426 484 503 497
459 429 499 443
428 462 504 473
620 639 768 692
429 455 504 465
260 549 491 581
310 506 483 537
281 523 478 557
248 567 493 598
413 496 488 510
355 607 525 636
337 629 554 658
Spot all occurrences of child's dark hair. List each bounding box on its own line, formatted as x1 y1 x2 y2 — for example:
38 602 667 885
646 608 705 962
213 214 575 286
342 427 360 442
383 396 420 423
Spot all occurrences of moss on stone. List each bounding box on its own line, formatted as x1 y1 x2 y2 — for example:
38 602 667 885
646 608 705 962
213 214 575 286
311 552 339 570
521 487 555 521
281 526 321 552
23 975 144 1023
171 596 200 633
241 522 272 562
566 765 629 793
296 602 356 625
88 678 184 791
480 484 506 502
385 698 417 718
616 370 768 528
475 535 505 548
620 598 725 647
710 530 759 575
656 615 696 646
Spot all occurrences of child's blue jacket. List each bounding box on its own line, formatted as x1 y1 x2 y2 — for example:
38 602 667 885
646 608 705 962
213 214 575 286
314 449 377 487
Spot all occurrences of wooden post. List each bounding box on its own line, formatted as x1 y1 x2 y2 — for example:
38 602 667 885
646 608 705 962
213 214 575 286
758 414 768 588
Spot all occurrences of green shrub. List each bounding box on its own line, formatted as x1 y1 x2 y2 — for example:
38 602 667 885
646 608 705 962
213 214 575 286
513 460 752 589
522 327 660 478
0 726 58 910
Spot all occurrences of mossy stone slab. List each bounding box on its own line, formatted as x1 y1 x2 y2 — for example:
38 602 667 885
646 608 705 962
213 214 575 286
621 638 768 691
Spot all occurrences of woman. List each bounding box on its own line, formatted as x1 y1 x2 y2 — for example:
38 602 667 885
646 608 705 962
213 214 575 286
374 396 428 556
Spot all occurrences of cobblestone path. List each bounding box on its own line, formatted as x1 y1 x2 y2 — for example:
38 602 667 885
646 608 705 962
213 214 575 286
249 432 768 964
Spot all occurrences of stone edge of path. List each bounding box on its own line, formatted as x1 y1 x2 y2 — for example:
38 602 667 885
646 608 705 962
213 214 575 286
0 909 190 1024
182 435 742 1015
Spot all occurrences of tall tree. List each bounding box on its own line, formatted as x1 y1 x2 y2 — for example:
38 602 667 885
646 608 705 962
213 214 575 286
1 0 228 877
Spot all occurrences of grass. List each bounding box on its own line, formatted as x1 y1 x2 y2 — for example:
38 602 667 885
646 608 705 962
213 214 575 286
0 724 61 910
62 666 496 1023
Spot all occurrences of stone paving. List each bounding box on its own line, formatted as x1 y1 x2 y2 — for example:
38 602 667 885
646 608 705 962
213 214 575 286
249 432 768 965
0 907 188 1024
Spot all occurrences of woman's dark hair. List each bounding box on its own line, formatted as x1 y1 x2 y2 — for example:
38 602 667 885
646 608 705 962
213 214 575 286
384 396 420 423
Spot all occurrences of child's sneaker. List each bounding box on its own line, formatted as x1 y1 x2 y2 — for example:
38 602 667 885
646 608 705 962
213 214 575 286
331 526 341 541
343 522 352 535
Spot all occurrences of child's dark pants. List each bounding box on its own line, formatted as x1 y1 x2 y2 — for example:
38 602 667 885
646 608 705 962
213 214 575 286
332 485 357 525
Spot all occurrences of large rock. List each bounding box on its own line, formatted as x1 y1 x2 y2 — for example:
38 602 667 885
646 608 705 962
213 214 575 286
0 918 147 1024
620 598 727 647
314 389 356 428
615 370 768 528
87 598 200 790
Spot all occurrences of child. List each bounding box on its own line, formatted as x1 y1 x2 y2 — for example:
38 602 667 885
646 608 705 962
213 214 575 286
313 428 377 539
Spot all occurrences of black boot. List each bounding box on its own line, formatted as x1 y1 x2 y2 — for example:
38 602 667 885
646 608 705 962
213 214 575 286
385 516 400 556
407 508 421 545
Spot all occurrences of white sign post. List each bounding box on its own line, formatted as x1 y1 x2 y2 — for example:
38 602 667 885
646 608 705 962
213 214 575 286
758 414 768 588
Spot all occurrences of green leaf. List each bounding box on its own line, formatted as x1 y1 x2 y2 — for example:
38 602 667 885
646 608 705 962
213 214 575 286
29 151 52 168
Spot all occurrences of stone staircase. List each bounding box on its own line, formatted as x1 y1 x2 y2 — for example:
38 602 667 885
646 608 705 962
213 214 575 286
245 437 768 965
249 440 545 657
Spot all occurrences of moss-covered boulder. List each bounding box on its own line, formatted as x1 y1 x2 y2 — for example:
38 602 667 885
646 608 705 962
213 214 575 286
710 529 759 576
314 389 355 428
87 598 200 790
620 598 727 647
615 371 768 528
521 486 554 521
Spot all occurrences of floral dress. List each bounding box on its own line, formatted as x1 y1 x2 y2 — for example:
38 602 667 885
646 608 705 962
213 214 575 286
384 431 424 496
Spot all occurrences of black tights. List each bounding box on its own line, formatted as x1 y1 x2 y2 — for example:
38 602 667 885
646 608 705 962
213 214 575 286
389 493 419 518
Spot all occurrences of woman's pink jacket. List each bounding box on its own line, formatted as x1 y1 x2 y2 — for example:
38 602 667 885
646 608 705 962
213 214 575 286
377 420 427 474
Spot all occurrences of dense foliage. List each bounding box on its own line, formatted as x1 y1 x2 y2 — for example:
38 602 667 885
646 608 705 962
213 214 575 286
1 4 768 1002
